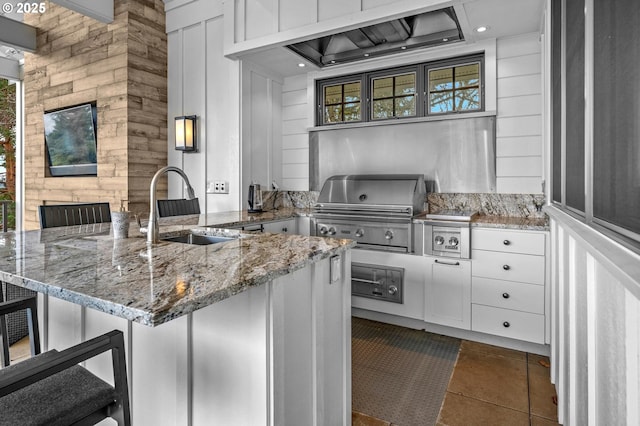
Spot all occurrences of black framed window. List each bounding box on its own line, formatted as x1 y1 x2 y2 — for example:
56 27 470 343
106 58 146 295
426 59 483 114
315 54 484 126
371 72 418 120
319 80 363 125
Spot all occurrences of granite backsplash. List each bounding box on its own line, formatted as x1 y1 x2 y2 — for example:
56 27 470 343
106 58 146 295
261 191 320 210
427 193 546 219
261 190 546 219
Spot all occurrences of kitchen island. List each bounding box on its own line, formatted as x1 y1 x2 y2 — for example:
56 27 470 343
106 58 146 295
0 223 354 425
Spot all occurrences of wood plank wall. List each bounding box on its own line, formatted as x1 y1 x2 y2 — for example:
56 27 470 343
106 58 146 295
23 0 167 229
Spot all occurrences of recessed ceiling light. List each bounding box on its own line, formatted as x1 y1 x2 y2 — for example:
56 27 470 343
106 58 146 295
363 53 370 57
442 38 449 42
297 63 305 67
330 60 336 64
475 26 489 33
401 46 407 50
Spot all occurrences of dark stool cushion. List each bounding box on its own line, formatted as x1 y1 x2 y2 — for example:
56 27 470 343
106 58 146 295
0 350 117 426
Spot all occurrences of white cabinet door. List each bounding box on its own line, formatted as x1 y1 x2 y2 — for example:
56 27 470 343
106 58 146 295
424 256 471 330
263 218 296 234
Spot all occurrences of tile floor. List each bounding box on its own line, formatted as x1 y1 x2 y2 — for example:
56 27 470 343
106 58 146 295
11 334 559 426
354 339 560 426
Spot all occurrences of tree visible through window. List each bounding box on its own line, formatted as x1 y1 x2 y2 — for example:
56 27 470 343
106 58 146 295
371 73 416 120
323 81 361 124
428 62 481 114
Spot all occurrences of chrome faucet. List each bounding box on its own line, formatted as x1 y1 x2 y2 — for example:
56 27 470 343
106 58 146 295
147 166 197 245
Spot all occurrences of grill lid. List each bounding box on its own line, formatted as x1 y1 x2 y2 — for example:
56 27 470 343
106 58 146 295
315 174 425 216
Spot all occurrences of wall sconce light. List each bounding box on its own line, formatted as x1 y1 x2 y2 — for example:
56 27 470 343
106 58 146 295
175 115 197 152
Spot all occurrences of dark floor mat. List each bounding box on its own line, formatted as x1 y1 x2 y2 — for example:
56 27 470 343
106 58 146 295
352 317 461 426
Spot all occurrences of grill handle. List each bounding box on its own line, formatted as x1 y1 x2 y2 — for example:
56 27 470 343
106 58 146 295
352 277 382 285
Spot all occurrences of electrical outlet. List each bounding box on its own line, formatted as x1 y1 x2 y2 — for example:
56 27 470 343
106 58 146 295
213 180 229 194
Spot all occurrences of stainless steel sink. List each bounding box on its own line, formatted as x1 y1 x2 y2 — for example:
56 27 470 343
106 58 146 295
162 234 236 245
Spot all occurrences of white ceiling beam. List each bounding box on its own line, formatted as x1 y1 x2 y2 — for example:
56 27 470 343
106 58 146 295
51 0 114 23
0 15 36 53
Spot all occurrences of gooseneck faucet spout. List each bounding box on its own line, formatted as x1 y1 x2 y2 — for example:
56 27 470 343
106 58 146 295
147 166 197 245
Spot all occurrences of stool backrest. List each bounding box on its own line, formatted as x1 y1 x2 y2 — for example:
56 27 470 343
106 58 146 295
39 203 112 229
156 198 200 217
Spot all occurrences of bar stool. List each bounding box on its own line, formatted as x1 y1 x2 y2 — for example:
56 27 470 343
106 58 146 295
0 326 131 426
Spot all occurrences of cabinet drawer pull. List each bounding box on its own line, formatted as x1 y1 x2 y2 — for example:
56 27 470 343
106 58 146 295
503 240 511 245
434 259 460 266
502 292 510 299
503 321 510 328
503 265 511 270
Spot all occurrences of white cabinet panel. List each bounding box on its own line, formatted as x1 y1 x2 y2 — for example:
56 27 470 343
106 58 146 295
318 0 360 21
424 257 471 330
472 249 545 285
283 148 309 164
263 218 296 234
472 304 545 344
472 277 545 314
472 228 545 255
497 177 543 194
245 0 277 40
497 33 541 58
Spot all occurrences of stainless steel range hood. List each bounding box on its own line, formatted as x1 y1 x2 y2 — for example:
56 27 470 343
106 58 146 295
286 7 463 67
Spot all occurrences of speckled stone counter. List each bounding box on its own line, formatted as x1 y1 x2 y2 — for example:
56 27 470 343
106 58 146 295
470 215 549 231
0 223 354 326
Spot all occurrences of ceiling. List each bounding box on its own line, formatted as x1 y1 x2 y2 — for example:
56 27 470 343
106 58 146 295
242 0 545 78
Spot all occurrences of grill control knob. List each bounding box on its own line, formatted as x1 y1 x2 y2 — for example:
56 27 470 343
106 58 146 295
319 226 328 235
384 230 394 240
449 236 459 246
388 285 398 295
355 229 364 238
435 236 445 245
327 227 337 236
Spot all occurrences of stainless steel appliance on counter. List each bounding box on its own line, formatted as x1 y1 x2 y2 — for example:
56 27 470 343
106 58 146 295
312 174 425 253
312 174 426 305
421 209 478 259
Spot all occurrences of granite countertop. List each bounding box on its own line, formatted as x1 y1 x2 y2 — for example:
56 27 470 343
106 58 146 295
153 207 311 228
413 213 550 231
0 223 354 327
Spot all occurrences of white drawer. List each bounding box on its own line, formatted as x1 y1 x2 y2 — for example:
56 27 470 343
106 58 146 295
471 249 545 285
472 304 545 344
472 277 544 314
472 228 545 255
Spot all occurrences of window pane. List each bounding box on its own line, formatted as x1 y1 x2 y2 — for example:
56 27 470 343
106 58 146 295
593 0 640 235
324 105 342 123
324 85 342 105
565 0 585 212
429 68 453 91
455 88 480 111
455 64 479 88
343 102 361 122
395 96 416 117
373 77 393 99
343 82 361 103
429 93 453 113
394 74 416 96
372 99 393 119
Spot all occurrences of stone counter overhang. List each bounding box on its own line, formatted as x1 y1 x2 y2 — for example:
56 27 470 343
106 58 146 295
0 223 354 327
412 213 550 231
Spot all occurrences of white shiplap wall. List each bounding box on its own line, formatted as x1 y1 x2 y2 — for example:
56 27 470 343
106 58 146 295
496 33 544 193
280 34 544 194
281 74 309 190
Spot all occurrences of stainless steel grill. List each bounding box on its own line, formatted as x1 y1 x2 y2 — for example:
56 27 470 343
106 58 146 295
312 174 425 252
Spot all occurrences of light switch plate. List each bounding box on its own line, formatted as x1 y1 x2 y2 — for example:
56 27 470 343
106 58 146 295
330 255 341 284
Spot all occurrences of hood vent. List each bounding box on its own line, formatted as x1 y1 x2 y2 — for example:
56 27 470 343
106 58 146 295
286 7 463 67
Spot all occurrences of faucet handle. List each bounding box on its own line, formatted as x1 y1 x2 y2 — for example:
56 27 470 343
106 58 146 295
134 214 148 234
